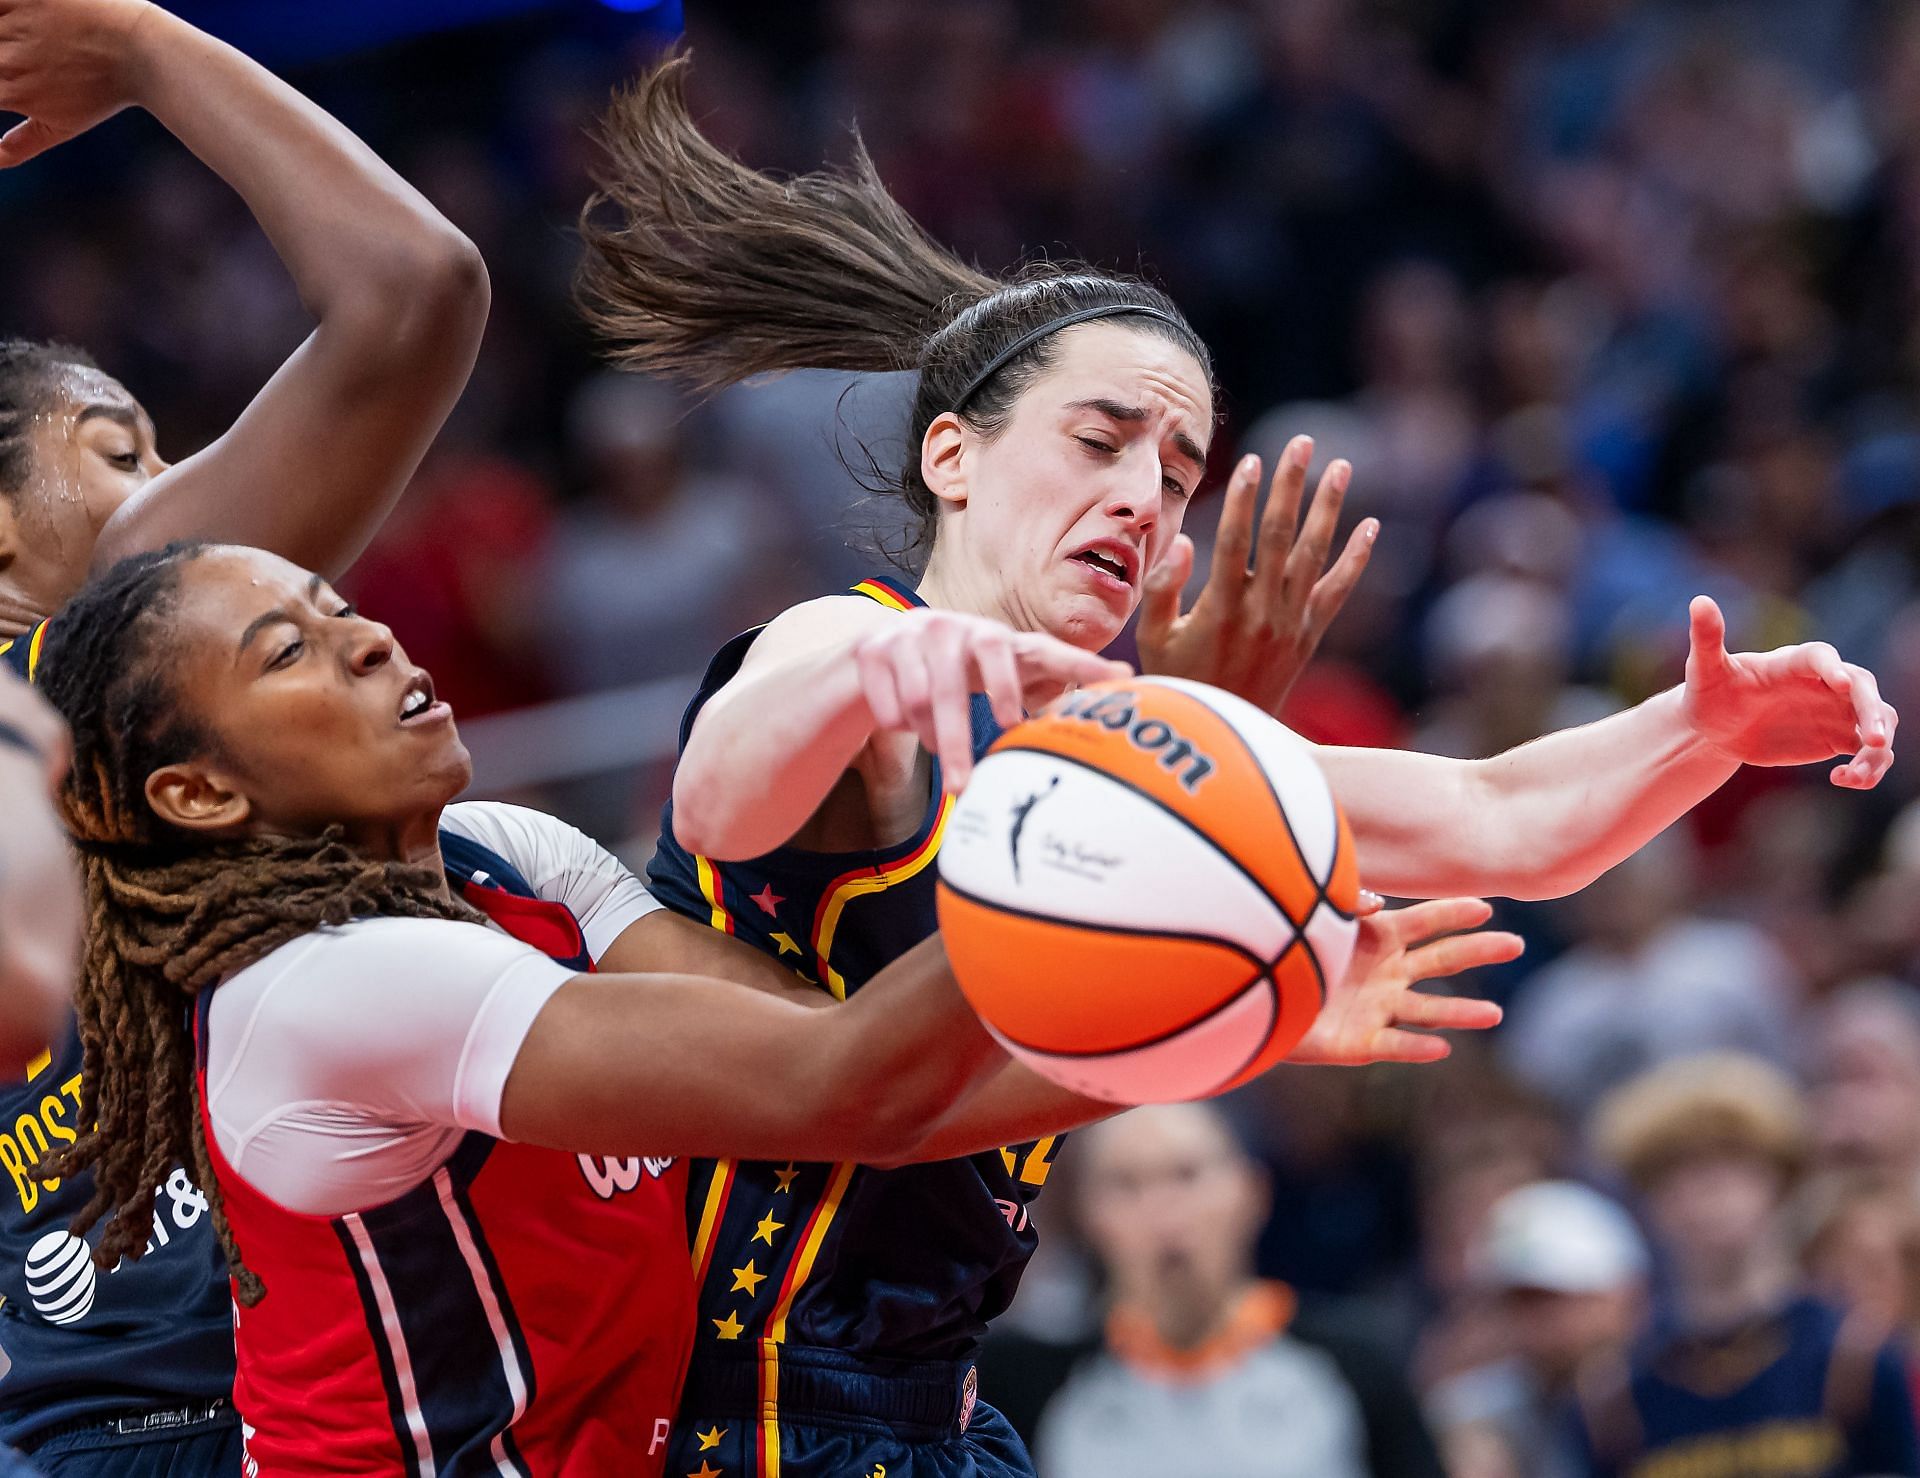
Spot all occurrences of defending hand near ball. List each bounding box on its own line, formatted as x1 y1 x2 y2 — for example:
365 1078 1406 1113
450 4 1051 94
1286 896 1519 1067
1136 435 1376 718
1681 596 1898 789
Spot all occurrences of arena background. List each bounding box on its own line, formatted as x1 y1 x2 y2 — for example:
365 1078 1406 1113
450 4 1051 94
6 2 1920 1472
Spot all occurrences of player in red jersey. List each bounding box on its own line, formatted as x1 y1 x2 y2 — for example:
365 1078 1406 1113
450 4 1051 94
34 539 1517 1476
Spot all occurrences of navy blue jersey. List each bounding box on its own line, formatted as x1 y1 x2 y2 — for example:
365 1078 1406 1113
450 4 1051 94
0 618 237 1447
1576 1298 1919 1478
650 577 1060 1377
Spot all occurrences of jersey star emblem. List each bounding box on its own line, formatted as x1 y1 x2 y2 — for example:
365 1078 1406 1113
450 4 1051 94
696 1427 727 1452
731 1260 767 1297
773 1164 799 1194
749 884 783 916
688 1463 724 1478
769 931 802 957
752 1211 786 1246
712 1310 746 1341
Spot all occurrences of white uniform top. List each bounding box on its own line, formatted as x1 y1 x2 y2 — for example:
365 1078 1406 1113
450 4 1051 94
202 801 660 1219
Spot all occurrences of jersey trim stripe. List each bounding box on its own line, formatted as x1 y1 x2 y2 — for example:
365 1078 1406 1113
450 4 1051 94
765 1162 855 1344
433 1169 533 1478
690 1160 737 1286
850 578 914 612
695 855 736 936
341 1213 439 1478
26 622 46 681
810 793 954 1000
757 1342 781 1478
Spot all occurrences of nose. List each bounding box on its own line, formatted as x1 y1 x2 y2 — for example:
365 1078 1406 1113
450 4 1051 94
344 617 396 677
1103 459 1165 532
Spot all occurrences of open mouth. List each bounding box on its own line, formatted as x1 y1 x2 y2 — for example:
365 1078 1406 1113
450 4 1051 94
1069 542 1138 588
398 671 447 726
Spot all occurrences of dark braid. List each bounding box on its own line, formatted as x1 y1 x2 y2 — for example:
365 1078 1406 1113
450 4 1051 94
0 340 100 497
37 542 479 1305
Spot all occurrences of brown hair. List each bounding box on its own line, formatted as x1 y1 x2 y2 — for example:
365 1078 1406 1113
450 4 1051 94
37 542 480 1304
0 340 100 498
576 53 1214 563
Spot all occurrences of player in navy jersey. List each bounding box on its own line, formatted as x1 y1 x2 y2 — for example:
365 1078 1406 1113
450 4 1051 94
581 55 1899 1478
0 669 76 1073
0 0 493 1466
29 542 1517 1475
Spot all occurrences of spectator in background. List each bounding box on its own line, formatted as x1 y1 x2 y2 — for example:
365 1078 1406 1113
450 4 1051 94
1032 1102 1443 1478
1576 1053 1918 1478
1797 1175 1920 1373
1427 1181 1649 1478
1807 982 1920 1195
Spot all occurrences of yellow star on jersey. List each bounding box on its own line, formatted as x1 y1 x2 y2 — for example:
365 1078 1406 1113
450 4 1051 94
731 1260 767 1297
752 1211 785 1246
687 1464 723 1478
774 1164 799 1194
712 1310 745 1341
770 931 802 957
696 1427 727 1452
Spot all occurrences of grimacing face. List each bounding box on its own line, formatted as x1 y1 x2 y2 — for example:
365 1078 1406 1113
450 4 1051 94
921 321 1212 650
0 365 168 617
142 547 470 855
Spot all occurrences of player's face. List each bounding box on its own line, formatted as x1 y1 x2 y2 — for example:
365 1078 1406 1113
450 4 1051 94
147 547 471 854
0 366 168 617
937 323 1211 650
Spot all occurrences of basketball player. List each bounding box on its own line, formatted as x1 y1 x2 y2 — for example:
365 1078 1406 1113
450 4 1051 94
29 539 1517 1475
578 57 1898 1478
0 0 493 1466
0 668 76 1073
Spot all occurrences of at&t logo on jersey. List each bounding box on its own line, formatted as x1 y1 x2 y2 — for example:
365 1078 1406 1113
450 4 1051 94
24 1230 94 1325
577 1155 675 1200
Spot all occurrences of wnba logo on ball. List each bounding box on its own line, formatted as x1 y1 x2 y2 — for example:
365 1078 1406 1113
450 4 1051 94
24 1229 96 1325
1051 689 1216 791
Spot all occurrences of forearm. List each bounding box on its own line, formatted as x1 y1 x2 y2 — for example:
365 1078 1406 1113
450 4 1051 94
1324 688 1735 900
0 758 77 1070
125 8 480 323
674 642 877 859
877 1059 1117 1166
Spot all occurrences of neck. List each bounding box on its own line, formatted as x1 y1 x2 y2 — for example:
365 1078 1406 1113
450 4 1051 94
917 544 1021 629
1131 1273 1252 1352
341 808 451 899
1676 1239 1793 1329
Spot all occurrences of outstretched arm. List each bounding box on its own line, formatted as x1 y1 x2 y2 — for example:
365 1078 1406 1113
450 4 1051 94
1323 598 1898 900
0 0 489 580
0 671 77 1071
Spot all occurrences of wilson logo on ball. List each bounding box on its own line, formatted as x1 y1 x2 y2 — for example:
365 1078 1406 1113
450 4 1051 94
1052 688 1217 792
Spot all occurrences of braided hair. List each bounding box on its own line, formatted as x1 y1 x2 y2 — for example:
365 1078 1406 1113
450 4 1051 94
37 542 479 1304
576 53 1215 564
0 340 99 498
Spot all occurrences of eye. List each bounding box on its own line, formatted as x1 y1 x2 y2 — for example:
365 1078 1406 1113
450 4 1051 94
1162 476 1190 500
331 603 358 620
106 451 140 471
268 637 304 671
1074 435 1118 455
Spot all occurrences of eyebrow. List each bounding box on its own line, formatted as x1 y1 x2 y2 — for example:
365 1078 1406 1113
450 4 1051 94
1068 398 1208 472
237 574 327 658
75 403 140 432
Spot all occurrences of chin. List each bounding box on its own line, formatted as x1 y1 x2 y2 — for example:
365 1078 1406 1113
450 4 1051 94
1046 600 1127 653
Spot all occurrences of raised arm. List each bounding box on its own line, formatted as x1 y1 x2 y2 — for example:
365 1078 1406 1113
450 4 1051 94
0 671 78 1070
0 0 489 579
1324 599 1898 900
673 597 1126 860
499 935 1005 1164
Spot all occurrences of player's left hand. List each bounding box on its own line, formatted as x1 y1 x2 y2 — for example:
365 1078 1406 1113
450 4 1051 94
1287 895 1517 1067
0 0 153 168
1681 596 1898 788
1136 435 1376 718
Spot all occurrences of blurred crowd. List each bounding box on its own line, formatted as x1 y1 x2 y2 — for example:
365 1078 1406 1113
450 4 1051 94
6 0 1920 1472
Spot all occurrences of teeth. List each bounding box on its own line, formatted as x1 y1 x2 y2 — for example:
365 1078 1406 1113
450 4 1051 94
401 690 428 718
1082 550 1126 578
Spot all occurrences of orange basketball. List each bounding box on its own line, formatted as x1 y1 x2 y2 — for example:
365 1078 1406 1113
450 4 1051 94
936 676 1359 1104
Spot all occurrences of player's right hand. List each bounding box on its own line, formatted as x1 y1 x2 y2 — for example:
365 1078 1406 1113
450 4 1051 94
0 666 71 794
0 0 153 168
851 609 1129 793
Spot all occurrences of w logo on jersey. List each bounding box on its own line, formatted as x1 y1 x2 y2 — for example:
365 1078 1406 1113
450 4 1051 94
577 1155 676 1200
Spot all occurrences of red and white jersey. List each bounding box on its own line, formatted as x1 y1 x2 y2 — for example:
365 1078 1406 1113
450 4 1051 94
192 802 694 1476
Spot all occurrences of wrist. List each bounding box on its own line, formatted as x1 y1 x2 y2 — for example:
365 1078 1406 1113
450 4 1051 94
114 1 172 109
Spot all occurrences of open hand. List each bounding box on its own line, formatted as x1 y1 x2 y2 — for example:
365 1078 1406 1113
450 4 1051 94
1287 896 1518 1066
1681 596 1897 789
0 0 153 168
1137 436 1376 717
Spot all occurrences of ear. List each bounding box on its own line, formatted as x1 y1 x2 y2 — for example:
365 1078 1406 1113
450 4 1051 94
145 762 251 835
920 411 970 510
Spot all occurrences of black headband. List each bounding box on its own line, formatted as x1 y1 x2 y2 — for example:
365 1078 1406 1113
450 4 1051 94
950 303 1187 413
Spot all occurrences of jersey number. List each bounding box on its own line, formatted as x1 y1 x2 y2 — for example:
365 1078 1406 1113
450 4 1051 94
997 1136 1059 1187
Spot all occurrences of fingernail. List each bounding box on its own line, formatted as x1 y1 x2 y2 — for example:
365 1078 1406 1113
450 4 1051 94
1363 519 1379 543
1239 454 1258 476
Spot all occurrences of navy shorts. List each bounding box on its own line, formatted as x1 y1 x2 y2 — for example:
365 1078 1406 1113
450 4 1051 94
674 1346 1035 1478
25 1405 240 1478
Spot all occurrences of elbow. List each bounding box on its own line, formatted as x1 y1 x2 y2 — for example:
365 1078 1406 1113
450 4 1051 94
339 226 491 359
844 1092 953 1170
671 758 757 862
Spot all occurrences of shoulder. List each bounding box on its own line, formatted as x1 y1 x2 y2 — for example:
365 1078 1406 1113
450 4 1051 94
736 594 908 669
441 799 589 866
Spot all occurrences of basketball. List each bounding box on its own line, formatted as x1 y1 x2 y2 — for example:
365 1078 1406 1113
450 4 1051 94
936 676 1359 1104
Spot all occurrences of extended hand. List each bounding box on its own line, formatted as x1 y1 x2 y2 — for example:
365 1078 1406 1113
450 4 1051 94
0 0 153 167
1681 596 1898 788
1137 435 1376 716
1287 896 1518 1066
